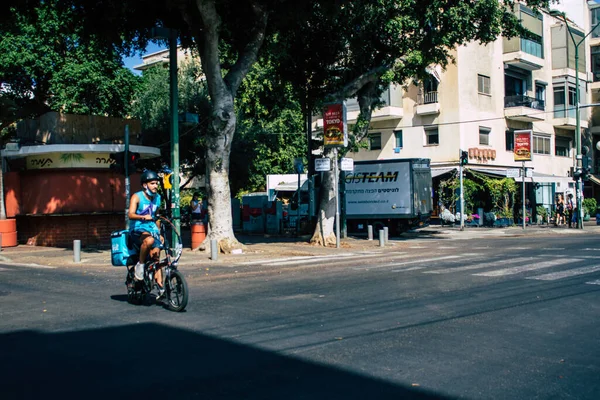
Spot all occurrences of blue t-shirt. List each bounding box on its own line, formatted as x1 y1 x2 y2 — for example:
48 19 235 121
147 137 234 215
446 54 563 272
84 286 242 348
130 191 161 234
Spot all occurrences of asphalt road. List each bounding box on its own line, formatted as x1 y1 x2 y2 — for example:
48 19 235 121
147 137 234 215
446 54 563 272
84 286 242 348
1 234 599 399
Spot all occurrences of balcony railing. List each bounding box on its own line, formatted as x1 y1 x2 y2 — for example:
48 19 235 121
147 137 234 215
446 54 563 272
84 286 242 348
418 91 438 105
504 95 545 110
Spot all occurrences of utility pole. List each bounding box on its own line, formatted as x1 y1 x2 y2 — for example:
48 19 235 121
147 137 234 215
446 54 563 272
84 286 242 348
168 29 180 245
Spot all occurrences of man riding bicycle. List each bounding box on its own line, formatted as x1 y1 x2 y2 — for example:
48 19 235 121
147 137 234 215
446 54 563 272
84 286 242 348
129 170 165 297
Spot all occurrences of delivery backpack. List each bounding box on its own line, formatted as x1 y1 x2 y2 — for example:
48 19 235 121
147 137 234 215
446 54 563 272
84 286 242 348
110 230 138 267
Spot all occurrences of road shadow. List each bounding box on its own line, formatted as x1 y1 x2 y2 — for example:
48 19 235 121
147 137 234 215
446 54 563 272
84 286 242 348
3 323 453 399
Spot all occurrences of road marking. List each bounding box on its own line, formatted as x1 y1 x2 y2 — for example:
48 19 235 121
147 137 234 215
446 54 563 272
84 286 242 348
511 247 531 250
392 266 426 272
264 252 409 267
586 280 600 285
409 246 426 249
473 258 579 277
0 262 56 269
351 255 464 271
542 248 564 251
527 265 600 281
423 257 533 274
582 248 600 251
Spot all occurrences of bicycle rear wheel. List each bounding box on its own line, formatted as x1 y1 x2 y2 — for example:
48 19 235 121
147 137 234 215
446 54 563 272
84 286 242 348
165 269 188 312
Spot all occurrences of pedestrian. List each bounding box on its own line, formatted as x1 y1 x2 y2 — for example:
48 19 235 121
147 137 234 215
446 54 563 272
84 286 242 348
566 193 575 228
555 194 565 226
191 193 203 221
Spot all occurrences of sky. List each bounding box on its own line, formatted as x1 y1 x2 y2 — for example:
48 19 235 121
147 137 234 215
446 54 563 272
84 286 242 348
121 42 167 75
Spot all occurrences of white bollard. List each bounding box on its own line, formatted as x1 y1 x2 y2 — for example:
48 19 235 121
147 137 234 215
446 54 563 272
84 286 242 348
384 227 389 244
73 240 81 263
379 230 385 247
210 239 218 261
367 225 373 240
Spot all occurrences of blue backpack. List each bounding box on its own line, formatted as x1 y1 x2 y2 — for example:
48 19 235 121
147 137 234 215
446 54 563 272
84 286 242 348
110 230 137 267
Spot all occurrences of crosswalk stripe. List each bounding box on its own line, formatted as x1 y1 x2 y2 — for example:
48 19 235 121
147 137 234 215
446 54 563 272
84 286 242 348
265 252 409 267
527 265 600 281
586 280 600 285
423 257 533 274
351 255 463 271
473 258 580 277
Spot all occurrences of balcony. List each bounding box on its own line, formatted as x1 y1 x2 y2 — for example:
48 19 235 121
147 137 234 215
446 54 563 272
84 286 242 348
552 106 589 130
504 95 545 122
416 91 440 115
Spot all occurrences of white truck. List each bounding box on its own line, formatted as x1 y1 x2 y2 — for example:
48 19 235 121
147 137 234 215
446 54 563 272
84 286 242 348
344 158 432 234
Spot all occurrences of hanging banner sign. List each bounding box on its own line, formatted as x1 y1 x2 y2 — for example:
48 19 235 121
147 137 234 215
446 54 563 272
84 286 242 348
323 103 348 147
514 130 532 162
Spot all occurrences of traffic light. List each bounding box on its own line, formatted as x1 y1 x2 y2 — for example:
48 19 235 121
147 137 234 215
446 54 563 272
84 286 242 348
163 173 173 189
128 152 140 172
109 152 125 174
582 156 592 180
460 150 468 166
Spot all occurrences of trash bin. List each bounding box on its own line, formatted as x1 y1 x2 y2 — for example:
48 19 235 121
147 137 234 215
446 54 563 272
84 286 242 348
191 221 206 249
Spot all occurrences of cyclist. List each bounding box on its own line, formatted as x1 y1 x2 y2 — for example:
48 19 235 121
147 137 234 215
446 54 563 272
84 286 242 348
129 170 165 297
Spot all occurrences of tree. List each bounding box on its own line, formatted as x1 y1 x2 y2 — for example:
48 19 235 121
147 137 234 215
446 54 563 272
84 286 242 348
271 0 552 246
0 3 139 132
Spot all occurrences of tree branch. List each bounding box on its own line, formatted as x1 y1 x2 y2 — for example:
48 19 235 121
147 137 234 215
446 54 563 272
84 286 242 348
223 1 268 96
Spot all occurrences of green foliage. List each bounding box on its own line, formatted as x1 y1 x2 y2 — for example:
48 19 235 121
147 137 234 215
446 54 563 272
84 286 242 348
583 197 597 217
438 174 482 215
536 205 548 218
230 58 306 195
0 3 139 132
130 60 211 178
473 174 517 218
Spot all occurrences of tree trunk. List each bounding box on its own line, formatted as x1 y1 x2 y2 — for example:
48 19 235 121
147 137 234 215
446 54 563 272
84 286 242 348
310 148 337 246
310 81 381 246
185 0 267 253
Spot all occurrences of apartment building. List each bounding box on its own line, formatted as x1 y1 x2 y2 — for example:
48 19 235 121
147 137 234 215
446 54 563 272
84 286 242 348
339 1 600 216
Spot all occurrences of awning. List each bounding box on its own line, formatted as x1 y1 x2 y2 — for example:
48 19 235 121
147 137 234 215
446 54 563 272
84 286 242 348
431 167 456 178
274 179 308 192
588 174 600 186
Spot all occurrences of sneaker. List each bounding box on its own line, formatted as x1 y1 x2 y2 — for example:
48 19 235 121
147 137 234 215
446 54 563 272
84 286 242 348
134 262 144 281
156 286 166 300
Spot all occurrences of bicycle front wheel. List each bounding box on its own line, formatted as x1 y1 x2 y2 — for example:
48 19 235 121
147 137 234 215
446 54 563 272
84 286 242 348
165 269 188 312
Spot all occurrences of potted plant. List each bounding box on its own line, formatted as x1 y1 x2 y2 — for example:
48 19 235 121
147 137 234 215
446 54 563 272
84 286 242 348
536 205 548 225
583 198 597 222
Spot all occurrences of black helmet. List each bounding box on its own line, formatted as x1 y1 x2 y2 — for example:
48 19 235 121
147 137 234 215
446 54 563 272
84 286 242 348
141 170 159 184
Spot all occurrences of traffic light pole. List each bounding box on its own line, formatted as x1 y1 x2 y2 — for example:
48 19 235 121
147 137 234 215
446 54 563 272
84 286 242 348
522 161 526 230
169 29 180 246
125 125 130 230
459 155 464 231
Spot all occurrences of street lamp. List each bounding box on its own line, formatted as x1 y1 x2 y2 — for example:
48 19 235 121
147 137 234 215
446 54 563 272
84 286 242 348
549 10 600 229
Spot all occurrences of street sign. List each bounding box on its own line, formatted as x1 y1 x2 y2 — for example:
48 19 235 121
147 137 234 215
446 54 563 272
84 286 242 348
507 169 520 178
340 157 354 171
315 158 331 172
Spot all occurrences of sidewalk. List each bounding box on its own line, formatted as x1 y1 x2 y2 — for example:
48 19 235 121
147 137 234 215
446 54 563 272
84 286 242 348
1 222 598 270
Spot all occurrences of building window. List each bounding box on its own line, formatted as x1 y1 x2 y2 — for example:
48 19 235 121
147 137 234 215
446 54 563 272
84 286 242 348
394 130 403 148
505 130 514 151
479 127 491 145
478 74 491 95
555 136 571 157
533 133 550 155
593 8 600 39
425 127 439 146
369 133 381 150
553 83 577 119
592 47 600 82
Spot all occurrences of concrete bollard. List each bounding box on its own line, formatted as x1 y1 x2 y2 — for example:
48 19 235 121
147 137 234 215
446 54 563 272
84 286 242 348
379 230 385 247
384 227 389 244
210 239 218 261
367 225 373 240
73 240 81 263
